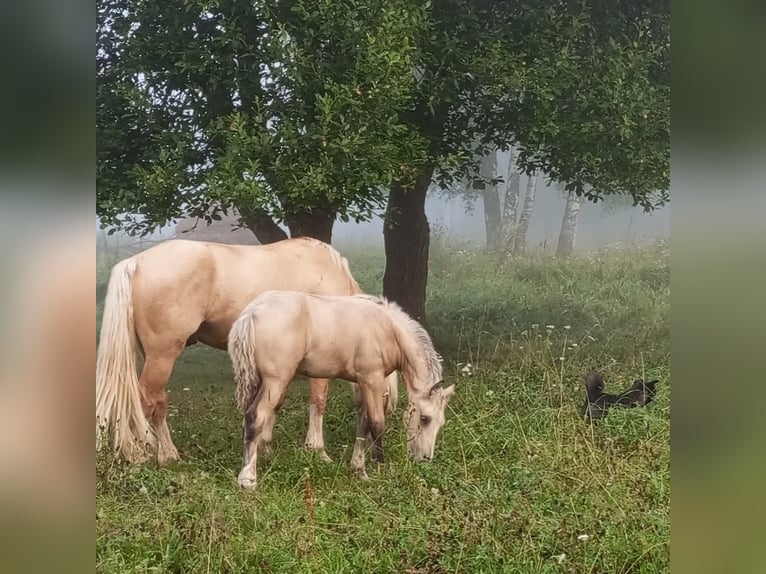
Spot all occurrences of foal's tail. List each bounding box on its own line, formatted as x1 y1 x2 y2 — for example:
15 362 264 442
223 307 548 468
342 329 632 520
384 371 398 415
96 258 154 461
228 309 261 413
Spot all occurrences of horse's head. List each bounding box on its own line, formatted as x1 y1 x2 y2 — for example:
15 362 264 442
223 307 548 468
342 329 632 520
404 381 455 462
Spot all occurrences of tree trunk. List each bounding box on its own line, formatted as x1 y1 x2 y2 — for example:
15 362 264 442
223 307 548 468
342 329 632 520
513 170 538 255
285 209 335 244
238 206 288 244
383 167 434 324
499 150 521 251
477 151 501 250
556 191 583 258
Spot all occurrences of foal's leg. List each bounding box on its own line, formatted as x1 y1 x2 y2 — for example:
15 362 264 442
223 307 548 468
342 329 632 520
139 351 182 466
362 384 387 464
350 383 370 480
350 378 387 480
238 378 289 490
305 377 332 462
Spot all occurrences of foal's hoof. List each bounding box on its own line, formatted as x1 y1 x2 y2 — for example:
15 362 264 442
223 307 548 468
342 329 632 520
237 468 257 490
352 468 369 481
157 450 180 468
305 445 333 463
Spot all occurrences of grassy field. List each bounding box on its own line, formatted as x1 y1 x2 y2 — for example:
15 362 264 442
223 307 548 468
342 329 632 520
96 241 670 573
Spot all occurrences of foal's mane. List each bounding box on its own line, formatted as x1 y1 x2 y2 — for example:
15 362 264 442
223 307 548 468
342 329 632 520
353 294 443 386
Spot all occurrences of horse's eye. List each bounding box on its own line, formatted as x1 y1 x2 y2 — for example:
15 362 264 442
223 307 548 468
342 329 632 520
420 415 431 426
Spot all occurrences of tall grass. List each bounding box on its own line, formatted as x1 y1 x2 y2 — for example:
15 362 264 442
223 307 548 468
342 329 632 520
97 241 669 573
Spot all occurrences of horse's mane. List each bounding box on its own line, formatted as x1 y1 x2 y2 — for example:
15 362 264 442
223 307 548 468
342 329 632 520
297 238 362 295
353 294 443 385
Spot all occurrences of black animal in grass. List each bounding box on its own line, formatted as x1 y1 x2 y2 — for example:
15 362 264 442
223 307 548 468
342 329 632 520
580 371 658 420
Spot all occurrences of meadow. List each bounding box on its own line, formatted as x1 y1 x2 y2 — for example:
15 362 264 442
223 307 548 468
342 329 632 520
96 239 670 573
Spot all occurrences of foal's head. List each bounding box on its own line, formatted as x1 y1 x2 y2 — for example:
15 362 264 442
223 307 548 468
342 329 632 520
404 381 455 462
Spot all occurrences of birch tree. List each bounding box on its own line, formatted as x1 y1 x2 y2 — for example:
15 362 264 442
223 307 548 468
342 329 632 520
556 190 583 258
513 171 538 255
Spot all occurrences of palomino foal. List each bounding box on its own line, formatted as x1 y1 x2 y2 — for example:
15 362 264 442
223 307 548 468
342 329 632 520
228 291 454 488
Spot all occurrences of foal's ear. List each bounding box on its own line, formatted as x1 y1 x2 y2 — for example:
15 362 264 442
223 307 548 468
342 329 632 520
441 384 456 403
429 380 444 396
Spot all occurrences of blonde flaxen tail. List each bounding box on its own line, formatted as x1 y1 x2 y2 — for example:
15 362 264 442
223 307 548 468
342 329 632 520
96 258 155 461
228 309 262 413
384 371 399 415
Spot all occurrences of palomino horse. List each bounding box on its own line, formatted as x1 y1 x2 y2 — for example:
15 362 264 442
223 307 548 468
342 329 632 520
96 237 398 464
228 291 455 488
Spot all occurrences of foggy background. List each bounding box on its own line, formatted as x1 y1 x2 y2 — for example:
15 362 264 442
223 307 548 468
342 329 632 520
96 151 669 255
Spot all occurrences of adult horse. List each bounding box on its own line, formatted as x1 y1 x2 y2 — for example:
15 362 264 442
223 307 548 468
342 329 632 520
228 291 454 488
96 237 398 465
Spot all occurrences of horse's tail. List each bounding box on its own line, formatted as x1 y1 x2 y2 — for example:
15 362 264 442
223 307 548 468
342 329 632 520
228 308 261 413
96 258 154 461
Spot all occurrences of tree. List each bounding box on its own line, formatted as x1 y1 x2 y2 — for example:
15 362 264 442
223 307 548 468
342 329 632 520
97 0 426 243
381 0 670 321
471 150 501 251
498 148 521 251
556 190 583 258
98 0 670 322
513 171 538 255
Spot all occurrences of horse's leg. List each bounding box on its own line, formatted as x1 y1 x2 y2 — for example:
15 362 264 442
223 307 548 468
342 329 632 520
139 350 182 466
305 377 332 462
238 377 289 490
349 383 370 481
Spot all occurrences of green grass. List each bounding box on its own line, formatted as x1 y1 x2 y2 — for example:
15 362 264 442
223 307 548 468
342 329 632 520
96 242 670 573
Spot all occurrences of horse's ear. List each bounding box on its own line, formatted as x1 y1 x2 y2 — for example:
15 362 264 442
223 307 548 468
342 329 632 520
429 380 444 396
442 384 456 403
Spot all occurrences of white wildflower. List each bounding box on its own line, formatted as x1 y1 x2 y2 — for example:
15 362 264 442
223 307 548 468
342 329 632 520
485 390 495 397
559 356 565 361
577 534 590 542
553 553 566 564
182 387 190 391
563 325 571 330
570 343 579 348
546 325 555 330
139 485 148 495
531 324 539 329
430 487 440 496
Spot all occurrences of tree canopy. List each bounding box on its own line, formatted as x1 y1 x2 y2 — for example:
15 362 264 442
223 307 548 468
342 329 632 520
98 0 670 238
97 0 427 235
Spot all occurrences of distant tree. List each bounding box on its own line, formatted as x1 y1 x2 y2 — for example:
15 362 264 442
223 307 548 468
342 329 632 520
556 190 583 258
498 148 521 251
513 171 538 255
